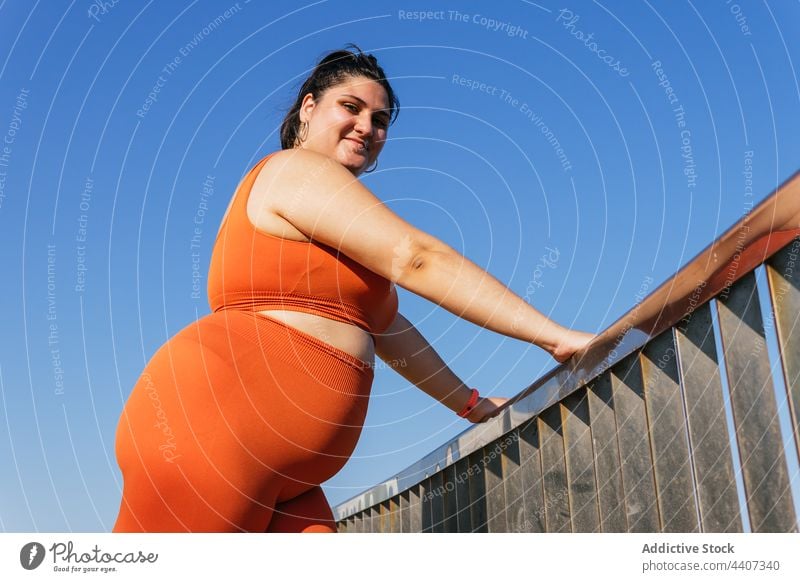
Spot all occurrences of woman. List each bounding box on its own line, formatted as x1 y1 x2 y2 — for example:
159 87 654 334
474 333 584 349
113 45 594 533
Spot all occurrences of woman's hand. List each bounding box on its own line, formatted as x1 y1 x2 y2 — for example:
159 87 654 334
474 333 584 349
549 330 596 364
466 396 509 424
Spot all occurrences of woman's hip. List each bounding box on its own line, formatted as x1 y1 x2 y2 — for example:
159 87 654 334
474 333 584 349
115 310 374 479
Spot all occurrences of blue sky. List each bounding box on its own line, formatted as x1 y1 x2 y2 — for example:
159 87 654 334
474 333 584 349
0 0 798 531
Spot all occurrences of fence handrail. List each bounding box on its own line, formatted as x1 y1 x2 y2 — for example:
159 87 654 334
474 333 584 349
333 170 800 521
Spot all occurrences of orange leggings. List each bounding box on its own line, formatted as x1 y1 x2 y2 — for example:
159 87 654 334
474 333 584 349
112 309 373 532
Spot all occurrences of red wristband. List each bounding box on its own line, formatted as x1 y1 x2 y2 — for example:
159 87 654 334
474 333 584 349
457 388 480 418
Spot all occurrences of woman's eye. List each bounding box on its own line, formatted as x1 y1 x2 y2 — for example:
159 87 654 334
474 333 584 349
342 102 388 128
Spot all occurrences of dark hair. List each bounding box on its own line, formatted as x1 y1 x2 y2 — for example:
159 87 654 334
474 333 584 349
280 44 400 150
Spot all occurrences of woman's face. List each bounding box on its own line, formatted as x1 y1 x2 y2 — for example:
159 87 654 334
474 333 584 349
297 76 390 176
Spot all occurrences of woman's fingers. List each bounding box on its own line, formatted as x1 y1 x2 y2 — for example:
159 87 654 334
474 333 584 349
552 330 596 363
467 396 510 423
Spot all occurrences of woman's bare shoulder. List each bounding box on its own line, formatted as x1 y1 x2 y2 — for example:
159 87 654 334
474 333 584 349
249 148 349 228
247 150 330 241
259 148 336 178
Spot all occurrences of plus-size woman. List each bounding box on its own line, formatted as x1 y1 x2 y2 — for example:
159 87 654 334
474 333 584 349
112 45 594 533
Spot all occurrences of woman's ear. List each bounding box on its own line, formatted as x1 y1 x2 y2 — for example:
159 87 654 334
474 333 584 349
298 92 316 124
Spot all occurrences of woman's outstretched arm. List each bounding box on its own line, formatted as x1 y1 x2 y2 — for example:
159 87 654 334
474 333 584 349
259 148 595 360
374 312 507 423
396 248 593 362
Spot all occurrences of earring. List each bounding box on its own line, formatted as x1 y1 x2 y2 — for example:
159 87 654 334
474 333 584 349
298 120 309 143
364 158 379 173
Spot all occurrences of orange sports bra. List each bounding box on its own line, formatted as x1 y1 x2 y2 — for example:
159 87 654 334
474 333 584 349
207 151 399 337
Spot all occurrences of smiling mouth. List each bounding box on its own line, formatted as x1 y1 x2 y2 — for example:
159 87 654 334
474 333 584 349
346 138 369 153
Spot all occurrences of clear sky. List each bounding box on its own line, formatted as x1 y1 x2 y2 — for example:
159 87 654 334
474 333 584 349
0 0 798 531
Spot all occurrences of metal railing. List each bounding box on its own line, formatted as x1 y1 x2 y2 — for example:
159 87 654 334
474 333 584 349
333 171 800 533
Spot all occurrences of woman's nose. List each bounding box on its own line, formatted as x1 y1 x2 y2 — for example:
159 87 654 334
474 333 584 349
354 113 373 136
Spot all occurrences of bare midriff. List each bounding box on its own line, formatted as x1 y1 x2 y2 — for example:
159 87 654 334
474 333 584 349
256 309 375 366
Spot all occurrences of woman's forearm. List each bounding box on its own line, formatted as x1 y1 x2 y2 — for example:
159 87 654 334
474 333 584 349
398 246 568 352
374 313 474 414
